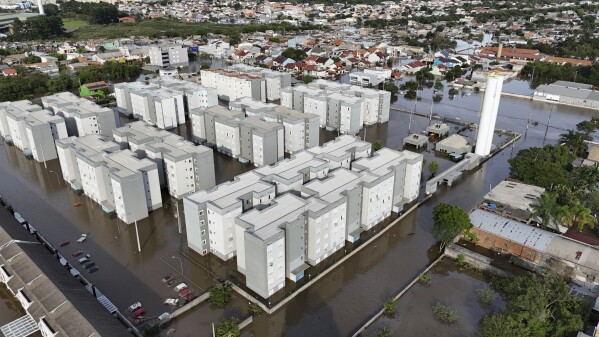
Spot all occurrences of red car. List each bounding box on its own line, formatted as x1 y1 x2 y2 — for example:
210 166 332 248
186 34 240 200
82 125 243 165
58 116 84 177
72 250 84 257
131 307 145 318
185 293 198 303
178 289 190 298
59 240 70 247
73 202 82 207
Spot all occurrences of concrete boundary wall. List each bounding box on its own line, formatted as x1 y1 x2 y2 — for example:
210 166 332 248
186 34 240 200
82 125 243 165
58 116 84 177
351 254 445 337
232 199 430 315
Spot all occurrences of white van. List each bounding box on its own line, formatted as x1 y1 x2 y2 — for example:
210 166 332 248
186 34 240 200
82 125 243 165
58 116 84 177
174 283 187 292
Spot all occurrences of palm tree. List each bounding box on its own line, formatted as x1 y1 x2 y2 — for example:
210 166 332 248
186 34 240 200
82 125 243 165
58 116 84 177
531 192 558 228
555 204 575 228
570 200 598 231
559 130 590 157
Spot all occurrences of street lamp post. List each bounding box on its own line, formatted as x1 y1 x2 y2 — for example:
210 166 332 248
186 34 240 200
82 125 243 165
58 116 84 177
127 212 142 253
48 170 61 186
172 255 183 275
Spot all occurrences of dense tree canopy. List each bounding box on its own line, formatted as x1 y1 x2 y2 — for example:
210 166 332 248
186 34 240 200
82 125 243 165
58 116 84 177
508 145 575 189
10 16 64 41
481 275 585 337
432 203 474 250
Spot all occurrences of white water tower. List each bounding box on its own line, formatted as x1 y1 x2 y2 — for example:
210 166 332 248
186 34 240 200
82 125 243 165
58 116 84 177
475 75 504 156
37 0 44 15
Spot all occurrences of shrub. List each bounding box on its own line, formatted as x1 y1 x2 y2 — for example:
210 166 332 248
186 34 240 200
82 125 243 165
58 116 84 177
210 283 232 308
376 327 392 337
476 287 497 305
418 272 432 284
383 298 395 316
432 302 458 324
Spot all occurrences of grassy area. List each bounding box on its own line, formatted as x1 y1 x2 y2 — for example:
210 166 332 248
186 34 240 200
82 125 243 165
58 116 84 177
69 19 325 40
62 18 89 28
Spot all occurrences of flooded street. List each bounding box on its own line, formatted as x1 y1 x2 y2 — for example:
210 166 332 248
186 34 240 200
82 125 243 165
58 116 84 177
366 259 504 337
0 78 597 337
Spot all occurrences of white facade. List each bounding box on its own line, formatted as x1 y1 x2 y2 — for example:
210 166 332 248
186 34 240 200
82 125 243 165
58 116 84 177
4 106 67 162
184 135 425 298
55 135 120 191
475 75 504 156
200 68 266 102
41 92 117 137
148 45 189 67
150 77 218 110
77 149 162 223
228 64 292 101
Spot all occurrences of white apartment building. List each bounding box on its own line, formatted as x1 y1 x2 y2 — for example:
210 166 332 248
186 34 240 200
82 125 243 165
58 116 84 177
229 97 319 154
3 105 67 162
114 81 148 115
76 149 162 223
200 68 266 102
41 92 117 137
130 87 185 130
148 45 189 67
228 64 292 101
184 171 276 259
190 106 284 166
150 77 218 111
55 135 120 191
281 79 391 131
113 121 216 198
184 135 425 298
235 193 304 298
145 136 216 199
352 148 423 212
349 67 392 87
0 100 42 139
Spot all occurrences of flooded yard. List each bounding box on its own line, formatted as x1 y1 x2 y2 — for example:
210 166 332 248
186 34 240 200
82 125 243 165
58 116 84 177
365 258 503 337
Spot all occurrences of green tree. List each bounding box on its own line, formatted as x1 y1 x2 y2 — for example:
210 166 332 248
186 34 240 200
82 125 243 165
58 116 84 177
209 282 232 308
530 192 559 228
428 161 440 176
23 55 42 64
89 4 119 24
10 16 64 41
215 318 240 337
559 130 591 157
386 58 393 67
373 139 383 151
302 75 314 84
434 80 444 91
482 275 584 337
508 145 575 189
43 4 60 16
570 200 597 231
432 203 474 251
576 118 599 135
282 47 307 61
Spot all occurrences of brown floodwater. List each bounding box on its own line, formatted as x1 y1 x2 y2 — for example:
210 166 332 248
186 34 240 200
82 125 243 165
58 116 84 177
0 88 596 337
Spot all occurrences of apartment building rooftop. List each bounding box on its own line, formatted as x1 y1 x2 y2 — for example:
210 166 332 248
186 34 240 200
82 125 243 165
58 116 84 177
186 171 273 210
147 135 211 161
255 151 328 181
241 116 284 134
308 135 370 159
302 168 362 203
237 193 307 240
326 92 363 104
197 105 245 119
270 105 318 122
352 148 404 176
22 109 63 127
113 121 175 145
229 96 278 114
56 135 119 153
